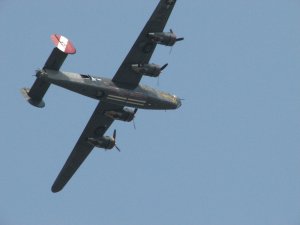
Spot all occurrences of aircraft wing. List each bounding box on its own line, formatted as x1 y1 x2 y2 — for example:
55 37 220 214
112 0 177 88
51 102 123 193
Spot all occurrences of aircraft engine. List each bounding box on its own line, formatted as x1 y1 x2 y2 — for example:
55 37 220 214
104 108 138 122
88 130 120 151
148 30 184 46
131 63 168 77
88 136 115 149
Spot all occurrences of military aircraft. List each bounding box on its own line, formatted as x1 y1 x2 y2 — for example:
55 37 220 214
21 0 183 193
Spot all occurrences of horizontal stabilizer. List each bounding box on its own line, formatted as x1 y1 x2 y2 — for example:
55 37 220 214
21 34 76 108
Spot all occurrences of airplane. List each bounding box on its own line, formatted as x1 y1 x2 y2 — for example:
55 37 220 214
21 0 183 193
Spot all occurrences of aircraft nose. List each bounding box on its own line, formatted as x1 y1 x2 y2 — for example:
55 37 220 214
174 96 182 109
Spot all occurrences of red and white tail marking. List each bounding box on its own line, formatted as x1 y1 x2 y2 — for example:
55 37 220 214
50 34 76 54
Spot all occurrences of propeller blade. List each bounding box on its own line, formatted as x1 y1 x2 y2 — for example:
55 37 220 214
113 129 116 139
170 29 174 33
169 47 173 55
115 145 121 152
112 129 120 151
133 119 136 130
134 108 138 129
160 63 168 71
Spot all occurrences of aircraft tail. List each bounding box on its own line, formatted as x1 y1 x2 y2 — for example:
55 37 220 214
21 34 76 108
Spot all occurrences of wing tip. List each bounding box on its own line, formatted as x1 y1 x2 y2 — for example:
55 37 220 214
51 184 63 193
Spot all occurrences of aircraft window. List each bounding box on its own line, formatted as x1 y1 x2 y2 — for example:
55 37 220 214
80 74 91 79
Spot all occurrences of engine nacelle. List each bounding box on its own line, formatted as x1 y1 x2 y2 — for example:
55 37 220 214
148 31 184 46
131 63 166 77
104 108 137 122
87 136 115 149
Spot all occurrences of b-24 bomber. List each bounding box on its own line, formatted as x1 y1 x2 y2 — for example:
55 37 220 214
21 0 183 192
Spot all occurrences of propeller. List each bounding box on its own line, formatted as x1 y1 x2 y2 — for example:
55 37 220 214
169 29 184 54
170 29 184 42
113 129 121 152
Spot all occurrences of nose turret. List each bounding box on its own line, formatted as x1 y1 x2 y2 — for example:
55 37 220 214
172 95 182 109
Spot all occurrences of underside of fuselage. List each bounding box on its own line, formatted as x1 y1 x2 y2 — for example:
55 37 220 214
42 69 181 110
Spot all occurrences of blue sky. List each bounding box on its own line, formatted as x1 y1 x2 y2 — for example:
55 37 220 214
1 0 300 224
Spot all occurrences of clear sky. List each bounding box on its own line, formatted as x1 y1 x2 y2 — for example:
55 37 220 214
1 0 300 224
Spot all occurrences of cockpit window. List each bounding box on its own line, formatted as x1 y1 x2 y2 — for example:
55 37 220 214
80 74 91 79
